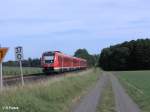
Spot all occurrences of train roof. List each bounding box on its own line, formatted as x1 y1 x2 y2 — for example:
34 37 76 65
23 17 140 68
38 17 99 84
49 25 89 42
43 51 87 61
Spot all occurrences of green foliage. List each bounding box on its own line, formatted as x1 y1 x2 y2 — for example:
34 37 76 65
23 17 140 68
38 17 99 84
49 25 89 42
74 48 99 67
117 71 150 112
0 69 100 112
99 39 150 70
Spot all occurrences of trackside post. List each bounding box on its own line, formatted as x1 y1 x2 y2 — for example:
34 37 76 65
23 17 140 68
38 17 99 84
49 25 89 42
0 62 3 91
19 60 24 86
15 46 24 86
0 46 9 91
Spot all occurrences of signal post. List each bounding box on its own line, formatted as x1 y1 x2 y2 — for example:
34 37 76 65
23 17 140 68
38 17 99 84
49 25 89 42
15 46 24 86
0 47 9 91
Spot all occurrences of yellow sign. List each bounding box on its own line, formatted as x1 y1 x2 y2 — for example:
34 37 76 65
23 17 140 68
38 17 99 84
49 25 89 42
0 48 8 63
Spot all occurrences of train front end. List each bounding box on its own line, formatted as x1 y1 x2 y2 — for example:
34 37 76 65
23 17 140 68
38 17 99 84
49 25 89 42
41 51 56 73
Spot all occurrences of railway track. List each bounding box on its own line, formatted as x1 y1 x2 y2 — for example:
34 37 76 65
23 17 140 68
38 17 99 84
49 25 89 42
3 73 46 86
3 70 85 86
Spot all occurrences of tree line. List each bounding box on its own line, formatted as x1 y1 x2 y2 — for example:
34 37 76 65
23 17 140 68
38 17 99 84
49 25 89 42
3 58 41 67
99 39 150 70
74 49 99 67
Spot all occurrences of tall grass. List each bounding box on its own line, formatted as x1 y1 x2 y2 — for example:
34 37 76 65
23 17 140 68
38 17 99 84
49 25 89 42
0 69 101 112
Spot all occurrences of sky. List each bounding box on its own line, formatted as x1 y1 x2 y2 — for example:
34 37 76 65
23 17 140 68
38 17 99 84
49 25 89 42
0 0 150 61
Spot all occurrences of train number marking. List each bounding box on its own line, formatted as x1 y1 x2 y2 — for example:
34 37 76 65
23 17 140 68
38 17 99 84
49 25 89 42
15 46 23 61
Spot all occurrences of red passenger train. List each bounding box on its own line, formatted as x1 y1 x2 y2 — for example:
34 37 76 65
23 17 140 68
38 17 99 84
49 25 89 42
41 51 87 73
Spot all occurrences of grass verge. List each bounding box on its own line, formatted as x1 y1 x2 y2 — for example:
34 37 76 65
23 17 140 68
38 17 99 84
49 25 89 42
117 71 150 112
97 80 116 112
0 69 100 112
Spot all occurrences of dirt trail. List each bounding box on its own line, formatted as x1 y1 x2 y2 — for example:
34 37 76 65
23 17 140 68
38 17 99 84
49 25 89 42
110 73 141 112
71 72 141 112
72 73 109 112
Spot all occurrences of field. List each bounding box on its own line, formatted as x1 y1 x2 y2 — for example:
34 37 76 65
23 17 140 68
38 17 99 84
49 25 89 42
3 66 42 77
117 71 150 112
0 69 101 112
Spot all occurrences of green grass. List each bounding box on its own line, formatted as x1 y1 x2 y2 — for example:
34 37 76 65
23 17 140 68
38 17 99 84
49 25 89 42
117 71 150 112
97 81 116 112
3 66 42 76
0 69 101 112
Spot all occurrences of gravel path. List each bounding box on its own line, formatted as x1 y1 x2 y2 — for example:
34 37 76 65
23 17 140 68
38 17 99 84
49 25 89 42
72 72 141 112
110 73 141 112
72 73 109 112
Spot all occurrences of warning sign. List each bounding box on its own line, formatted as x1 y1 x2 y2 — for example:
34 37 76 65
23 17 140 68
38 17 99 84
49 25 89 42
0 48 8 63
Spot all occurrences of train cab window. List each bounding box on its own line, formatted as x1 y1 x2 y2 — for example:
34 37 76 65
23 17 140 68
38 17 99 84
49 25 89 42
43 52 54 64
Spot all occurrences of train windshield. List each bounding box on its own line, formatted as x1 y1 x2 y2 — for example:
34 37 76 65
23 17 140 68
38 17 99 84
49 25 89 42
43 52 54 64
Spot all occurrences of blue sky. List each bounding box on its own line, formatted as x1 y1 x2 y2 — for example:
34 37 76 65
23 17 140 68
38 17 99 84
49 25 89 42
0 0 150 61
